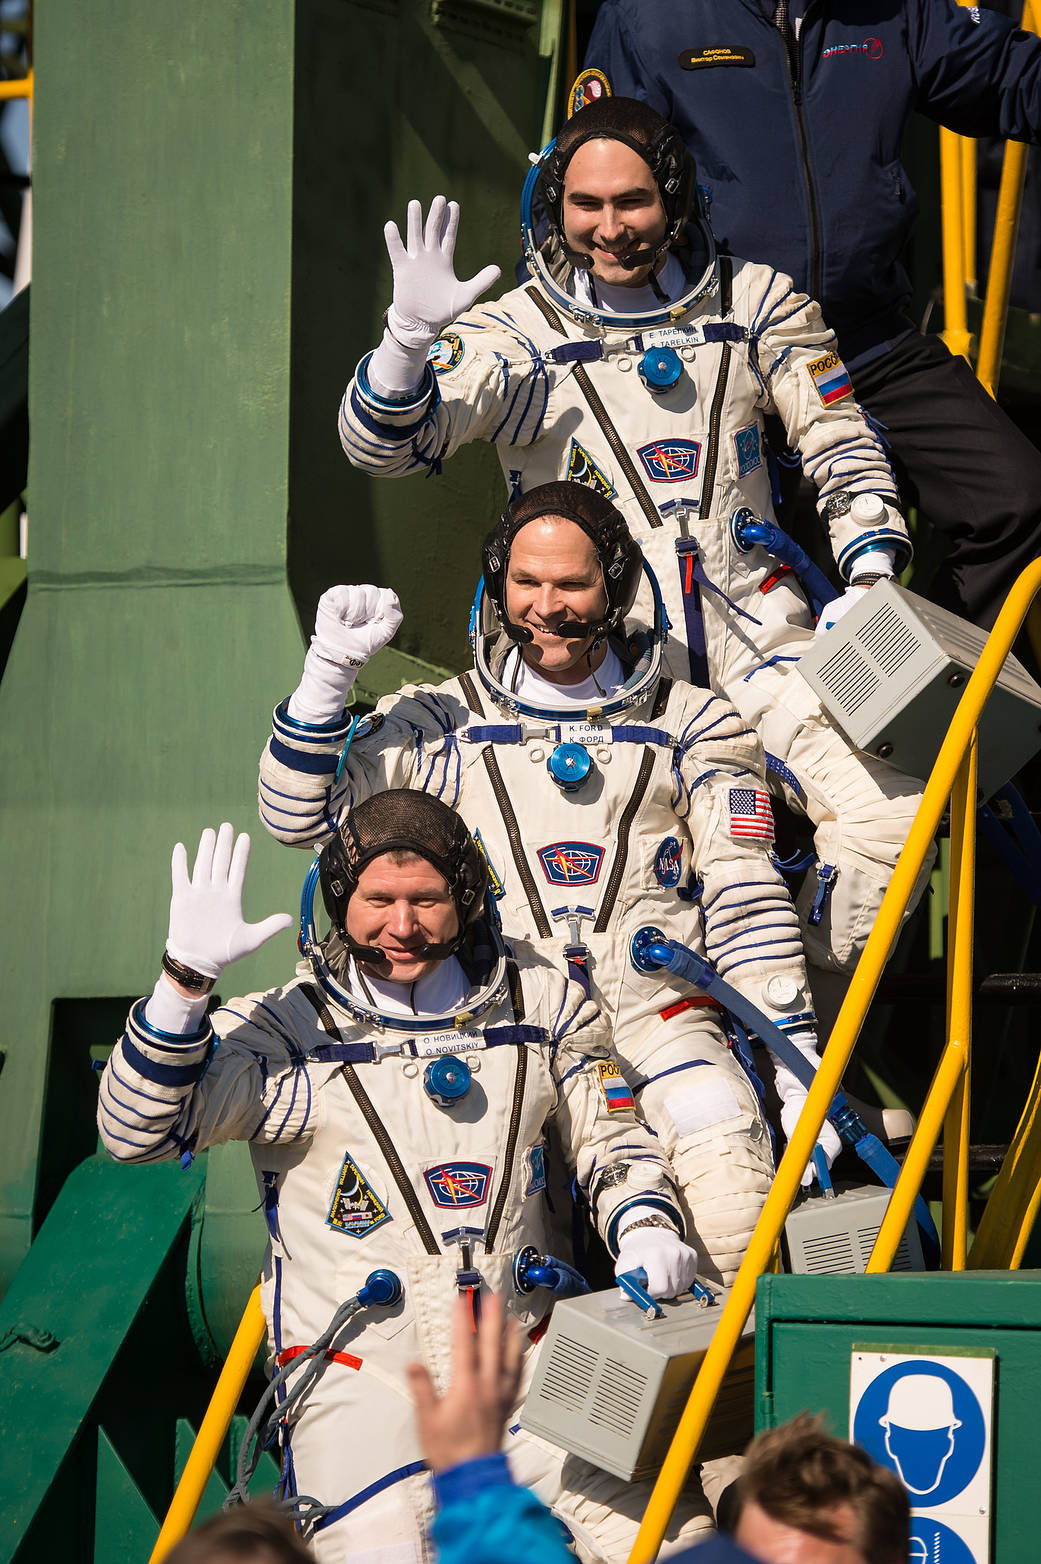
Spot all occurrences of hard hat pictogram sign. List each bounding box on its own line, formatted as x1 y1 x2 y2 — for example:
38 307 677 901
850 1350 994 1563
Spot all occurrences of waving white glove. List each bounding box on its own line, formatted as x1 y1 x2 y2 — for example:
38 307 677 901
367 197 501 400
287 584 403 725
614 1210 699 1299
385 196 501 347
166 824 294 979
769 1031 844 1187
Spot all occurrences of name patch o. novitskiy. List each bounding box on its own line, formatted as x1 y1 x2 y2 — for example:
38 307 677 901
327 1151 391 1238
679 46 755 69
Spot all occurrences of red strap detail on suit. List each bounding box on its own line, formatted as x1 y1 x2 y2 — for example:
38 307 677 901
276 1345 363 1371
528 1315 551 1345
760 565 795 593
659 995 722 1022
684 552 695 594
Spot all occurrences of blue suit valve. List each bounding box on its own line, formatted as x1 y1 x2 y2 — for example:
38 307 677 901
423 1054 472 1108
547 742 593 792
513 1244 591 1298
638 346 683 393
357 1269 403 1308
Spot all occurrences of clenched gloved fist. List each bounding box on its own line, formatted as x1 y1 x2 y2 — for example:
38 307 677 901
287 584 403 725
384 195 501 349
166 824 294 980
614 1210 699 1299
314 584 403 668
769 1031 844 1187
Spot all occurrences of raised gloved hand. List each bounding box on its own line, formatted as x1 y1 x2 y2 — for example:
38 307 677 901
287 584 403 725
166 824 294 980
614 1210 699 1299
384 195 501 348
769 1031 844 1187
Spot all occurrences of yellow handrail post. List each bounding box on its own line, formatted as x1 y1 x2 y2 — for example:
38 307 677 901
942 733 976 1270
940 126 972 360
148 1286 267 1564
627 558 1041 1564
975 0 1039 396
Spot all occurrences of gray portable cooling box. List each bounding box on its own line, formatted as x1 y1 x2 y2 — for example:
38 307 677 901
797 579 1041 798
519 1285 755 1482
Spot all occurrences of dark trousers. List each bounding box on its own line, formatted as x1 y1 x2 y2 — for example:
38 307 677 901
852 330 1041 631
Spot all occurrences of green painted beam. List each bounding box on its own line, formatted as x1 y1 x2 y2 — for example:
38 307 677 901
95 1429 161 1564
0 1155 204 1564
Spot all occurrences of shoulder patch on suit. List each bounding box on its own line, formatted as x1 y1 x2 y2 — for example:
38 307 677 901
808 351 853 406
327 1151 391 1238
597 1059 636 1114
428 331 465 375
679 46 755 69
728 787 775 842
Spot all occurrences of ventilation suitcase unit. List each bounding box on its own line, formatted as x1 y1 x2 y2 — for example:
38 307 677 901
797 579 1041 798
519 1286 754 1482
783 1183 925 1275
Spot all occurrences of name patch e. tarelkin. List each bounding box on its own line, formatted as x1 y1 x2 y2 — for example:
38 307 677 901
327 1151 390 1238
679 45 754 70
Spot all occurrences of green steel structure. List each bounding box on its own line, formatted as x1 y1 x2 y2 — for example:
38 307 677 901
0 2 559 1554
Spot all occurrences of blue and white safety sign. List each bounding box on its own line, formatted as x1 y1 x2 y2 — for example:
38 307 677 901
850 1350 994 1563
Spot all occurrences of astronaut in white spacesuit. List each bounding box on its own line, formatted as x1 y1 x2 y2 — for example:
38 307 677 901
97 797 711 1564
259 482 843 1284
335 94 930 994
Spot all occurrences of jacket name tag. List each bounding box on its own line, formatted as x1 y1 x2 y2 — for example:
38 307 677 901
679 46 755 70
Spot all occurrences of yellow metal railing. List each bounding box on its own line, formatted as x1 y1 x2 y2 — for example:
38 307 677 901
626 556 1041 1564
944 0 1039 389
148 1287 266 1564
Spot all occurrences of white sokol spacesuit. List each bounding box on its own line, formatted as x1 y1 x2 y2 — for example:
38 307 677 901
259 486 838 1283
336 99 930 978
98 804 712 1564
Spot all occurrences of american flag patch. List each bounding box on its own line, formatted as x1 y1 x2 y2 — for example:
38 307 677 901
729 787 775 842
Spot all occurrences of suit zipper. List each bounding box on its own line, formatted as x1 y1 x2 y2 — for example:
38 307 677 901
697 341 733 521
525 287 662 530
485 1045 529 1250
296 983 443 1256
482 747 553 937
593 748 655 934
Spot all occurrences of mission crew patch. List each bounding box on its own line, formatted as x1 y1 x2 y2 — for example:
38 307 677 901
327 1151 391 1238
428 331 465 375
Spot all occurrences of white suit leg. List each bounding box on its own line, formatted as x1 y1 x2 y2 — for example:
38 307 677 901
508 1428 714 1563
617 1008 774 1287
284 1363 433 1564
767 711 933 973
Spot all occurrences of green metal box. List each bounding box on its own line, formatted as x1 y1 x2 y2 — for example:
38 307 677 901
755 1271 1041 1563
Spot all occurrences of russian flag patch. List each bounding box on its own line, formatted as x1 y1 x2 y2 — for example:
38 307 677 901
728 787 775 842
808 350 853 406
598 1060 636 1113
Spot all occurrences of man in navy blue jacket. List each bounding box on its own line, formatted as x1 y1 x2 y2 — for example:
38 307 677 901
585 0 1041 630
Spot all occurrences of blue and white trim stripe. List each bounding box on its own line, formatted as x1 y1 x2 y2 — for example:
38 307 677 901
836 528 912 580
